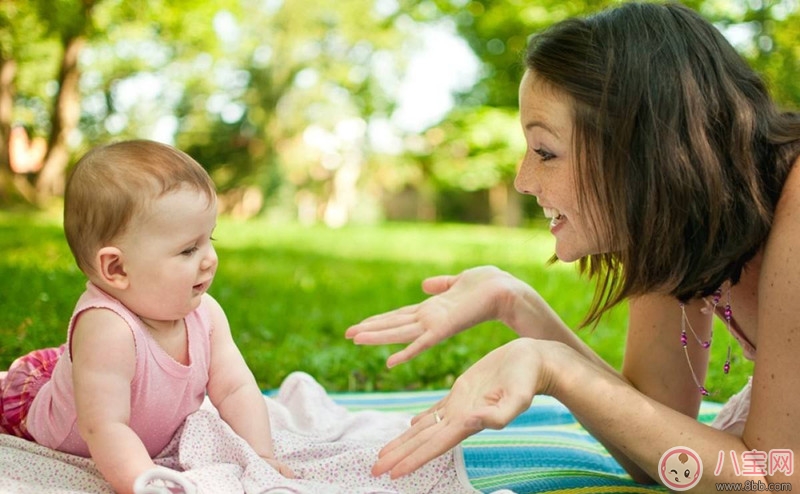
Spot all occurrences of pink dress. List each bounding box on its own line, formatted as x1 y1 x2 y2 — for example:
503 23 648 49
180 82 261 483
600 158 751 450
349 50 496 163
0 282 213 457
710 309 756 436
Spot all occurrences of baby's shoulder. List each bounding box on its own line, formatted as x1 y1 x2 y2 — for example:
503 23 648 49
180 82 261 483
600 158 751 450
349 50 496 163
198 292 226 319
70 306 136 364
72 305 133 337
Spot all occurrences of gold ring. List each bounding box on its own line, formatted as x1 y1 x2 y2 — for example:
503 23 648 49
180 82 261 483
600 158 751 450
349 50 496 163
433 409 442 423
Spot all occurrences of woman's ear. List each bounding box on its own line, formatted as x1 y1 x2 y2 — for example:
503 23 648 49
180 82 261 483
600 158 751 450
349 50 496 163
96 246 129 289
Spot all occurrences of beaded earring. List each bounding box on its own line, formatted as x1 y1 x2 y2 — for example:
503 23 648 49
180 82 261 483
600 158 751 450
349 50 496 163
680 287 732 396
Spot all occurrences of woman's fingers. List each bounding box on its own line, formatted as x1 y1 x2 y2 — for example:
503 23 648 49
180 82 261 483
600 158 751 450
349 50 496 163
386 331 441 367
421 274 458 295
345 310 419 339
357 303 421 324
409 398 447 426
351 322 423 345
375 428 457 479
374 402 461 478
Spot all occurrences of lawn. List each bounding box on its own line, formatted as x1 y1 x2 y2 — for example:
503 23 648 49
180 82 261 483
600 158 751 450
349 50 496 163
0 211 751 401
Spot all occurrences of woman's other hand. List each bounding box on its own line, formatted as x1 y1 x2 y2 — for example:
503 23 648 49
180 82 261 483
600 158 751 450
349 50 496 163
371 338 564 478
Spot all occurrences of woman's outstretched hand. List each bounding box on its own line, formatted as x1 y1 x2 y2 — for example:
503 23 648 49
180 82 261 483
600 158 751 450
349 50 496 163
345 266 524 367
372 338 557 479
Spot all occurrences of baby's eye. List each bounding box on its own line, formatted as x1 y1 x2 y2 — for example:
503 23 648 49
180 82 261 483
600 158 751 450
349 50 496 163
181 246 199 256
534 147 556 161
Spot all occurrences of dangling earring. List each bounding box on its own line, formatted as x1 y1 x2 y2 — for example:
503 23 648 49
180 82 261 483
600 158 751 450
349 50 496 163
680 287 732 396
680 301 711 396
722 288 732 375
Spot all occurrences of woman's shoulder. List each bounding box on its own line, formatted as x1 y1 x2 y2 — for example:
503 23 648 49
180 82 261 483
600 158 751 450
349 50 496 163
759 154 800 271
772 154 800 218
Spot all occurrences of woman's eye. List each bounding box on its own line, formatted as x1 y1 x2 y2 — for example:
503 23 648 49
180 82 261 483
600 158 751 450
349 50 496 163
534 147 556 161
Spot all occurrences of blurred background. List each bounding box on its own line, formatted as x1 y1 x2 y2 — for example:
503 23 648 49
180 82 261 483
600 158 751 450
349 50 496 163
0 0 797 394
2 0 798 223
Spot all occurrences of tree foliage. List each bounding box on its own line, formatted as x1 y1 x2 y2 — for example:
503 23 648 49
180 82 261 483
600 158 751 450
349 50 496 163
0 0 797 224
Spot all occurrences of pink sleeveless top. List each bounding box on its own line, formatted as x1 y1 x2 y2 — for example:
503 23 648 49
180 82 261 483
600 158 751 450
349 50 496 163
26 282 213 457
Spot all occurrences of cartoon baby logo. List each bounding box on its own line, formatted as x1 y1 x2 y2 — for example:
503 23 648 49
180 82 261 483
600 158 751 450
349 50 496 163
658 446 703 491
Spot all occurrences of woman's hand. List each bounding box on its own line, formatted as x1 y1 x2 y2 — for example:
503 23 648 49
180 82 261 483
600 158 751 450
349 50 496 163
372 338 562 479
345 266 525 367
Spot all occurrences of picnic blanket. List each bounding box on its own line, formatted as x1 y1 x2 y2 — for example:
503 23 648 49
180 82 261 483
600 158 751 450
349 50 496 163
0 371 722 493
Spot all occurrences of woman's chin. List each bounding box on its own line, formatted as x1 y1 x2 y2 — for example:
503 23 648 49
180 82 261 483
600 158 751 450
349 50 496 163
553 248 580 263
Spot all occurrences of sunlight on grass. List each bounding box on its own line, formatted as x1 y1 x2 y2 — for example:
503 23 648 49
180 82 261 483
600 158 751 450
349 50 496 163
0 212 751 399
215 218 559 267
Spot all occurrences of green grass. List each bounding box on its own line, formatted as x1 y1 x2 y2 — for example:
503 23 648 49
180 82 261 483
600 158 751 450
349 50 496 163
0 211 751 401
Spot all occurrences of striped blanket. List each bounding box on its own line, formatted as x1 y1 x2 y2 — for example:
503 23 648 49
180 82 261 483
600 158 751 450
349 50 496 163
0 372 721 493
331 389 723 493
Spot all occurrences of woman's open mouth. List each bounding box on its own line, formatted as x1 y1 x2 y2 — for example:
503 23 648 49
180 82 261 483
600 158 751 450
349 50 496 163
543 207 565 229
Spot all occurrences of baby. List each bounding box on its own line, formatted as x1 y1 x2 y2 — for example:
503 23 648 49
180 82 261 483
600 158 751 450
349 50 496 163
0 140 292 493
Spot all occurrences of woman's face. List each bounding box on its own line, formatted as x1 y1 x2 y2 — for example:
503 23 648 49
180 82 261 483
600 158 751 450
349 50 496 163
515 70 607 262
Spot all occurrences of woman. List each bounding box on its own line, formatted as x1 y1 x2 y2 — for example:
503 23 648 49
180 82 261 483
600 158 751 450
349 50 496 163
346 2 800 490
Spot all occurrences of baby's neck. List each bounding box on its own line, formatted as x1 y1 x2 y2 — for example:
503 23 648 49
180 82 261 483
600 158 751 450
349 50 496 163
139 316 189 365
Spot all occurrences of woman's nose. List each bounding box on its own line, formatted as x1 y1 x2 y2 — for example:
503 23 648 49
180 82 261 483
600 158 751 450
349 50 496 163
514 156 540 195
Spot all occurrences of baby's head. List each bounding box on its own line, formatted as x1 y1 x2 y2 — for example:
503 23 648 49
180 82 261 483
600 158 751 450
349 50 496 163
63 140 216 278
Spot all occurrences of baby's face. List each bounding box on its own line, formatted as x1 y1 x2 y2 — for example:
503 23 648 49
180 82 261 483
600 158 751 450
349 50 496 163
113 187 218 324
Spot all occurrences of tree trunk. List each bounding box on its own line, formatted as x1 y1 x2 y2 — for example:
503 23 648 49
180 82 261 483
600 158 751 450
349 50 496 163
35 35 85 204
0 56 32 206
0 57 15 194
489 181 523 227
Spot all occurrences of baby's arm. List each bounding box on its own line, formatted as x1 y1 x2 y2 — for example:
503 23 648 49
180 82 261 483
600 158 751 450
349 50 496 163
204 295 294 477
71 308 157 494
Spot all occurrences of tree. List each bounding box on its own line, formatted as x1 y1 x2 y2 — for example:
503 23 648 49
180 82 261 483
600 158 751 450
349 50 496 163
385 0 799 225
33 0 99 203
1 0 235 207
2 0 796 223
0 1 54 205
176 0 416 223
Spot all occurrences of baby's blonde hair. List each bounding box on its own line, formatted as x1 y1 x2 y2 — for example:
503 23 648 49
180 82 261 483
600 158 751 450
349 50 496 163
63 140 216 276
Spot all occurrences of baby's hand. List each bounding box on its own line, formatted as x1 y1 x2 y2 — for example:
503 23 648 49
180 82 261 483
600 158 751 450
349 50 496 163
262 455 296 478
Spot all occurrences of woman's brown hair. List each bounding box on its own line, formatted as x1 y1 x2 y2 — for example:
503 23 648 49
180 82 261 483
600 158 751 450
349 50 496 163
524 2 800 326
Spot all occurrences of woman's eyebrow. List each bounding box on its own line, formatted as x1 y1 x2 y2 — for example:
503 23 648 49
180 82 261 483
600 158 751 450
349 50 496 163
524 120 561 138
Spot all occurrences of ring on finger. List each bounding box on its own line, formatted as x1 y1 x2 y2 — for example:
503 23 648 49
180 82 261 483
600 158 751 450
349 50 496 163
433 409 443 424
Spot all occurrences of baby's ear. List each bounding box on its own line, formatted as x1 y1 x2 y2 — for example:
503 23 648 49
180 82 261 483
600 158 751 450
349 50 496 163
96 246 129 289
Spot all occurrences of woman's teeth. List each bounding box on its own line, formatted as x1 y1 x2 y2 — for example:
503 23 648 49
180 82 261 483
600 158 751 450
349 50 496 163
543 208 565 228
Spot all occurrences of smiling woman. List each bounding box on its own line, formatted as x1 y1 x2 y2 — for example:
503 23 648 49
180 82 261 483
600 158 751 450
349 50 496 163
346 2 800 491
515 70 603 264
